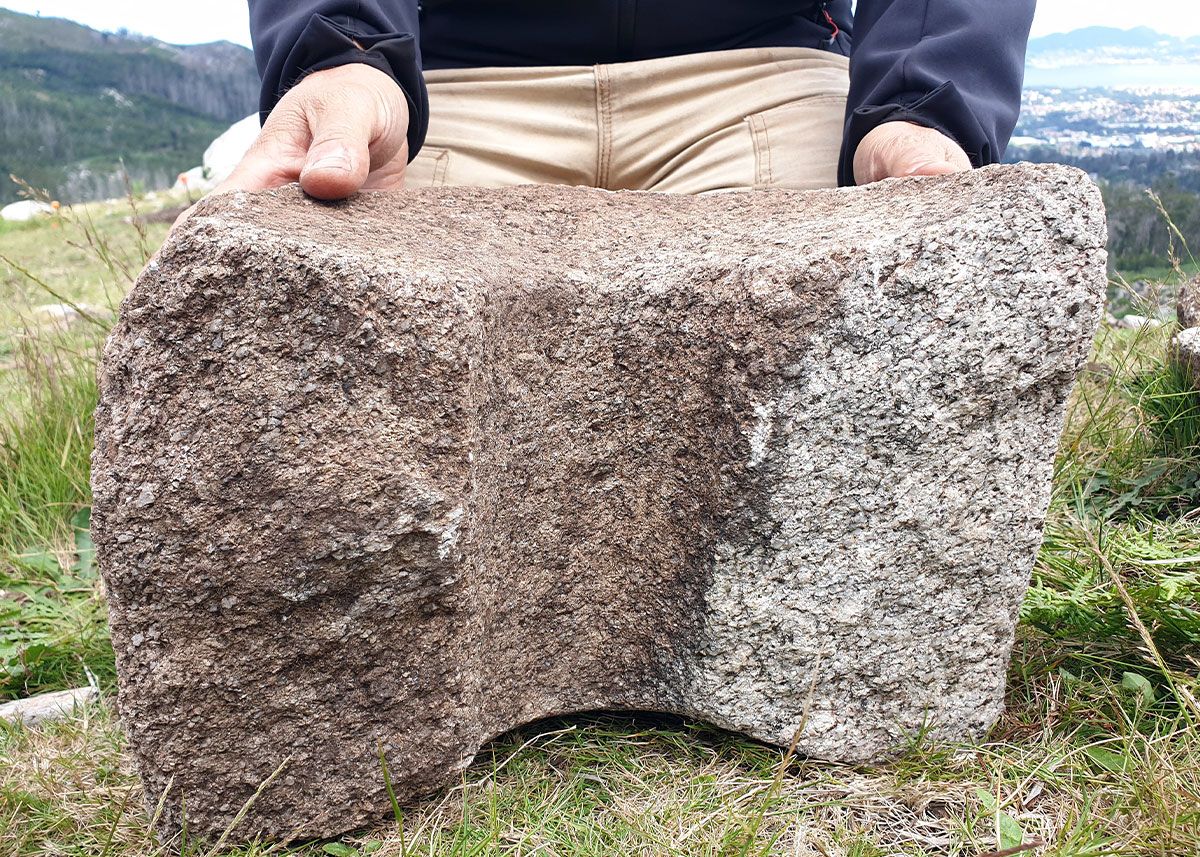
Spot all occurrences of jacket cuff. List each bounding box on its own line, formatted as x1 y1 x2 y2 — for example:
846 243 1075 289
837 81 991 186
268 14 428 163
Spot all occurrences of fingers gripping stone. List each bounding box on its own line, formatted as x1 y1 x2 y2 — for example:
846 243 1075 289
91 163 1107 842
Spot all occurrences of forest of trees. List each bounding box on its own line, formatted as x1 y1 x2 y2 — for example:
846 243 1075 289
0 8 256 206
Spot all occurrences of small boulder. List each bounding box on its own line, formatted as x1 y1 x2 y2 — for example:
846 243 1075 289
0 687 98 726
1 200 53 222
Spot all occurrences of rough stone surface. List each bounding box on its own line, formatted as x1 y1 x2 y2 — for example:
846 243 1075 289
1177 274 1200 330
92 163 1107 842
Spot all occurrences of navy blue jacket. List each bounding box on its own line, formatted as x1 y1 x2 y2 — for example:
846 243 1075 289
247 1 1035 186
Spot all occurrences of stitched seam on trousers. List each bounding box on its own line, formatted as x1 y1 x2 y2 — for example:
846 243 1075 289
432 150 448 186
594 64 613 189
408 146 449 187
748 114 771 187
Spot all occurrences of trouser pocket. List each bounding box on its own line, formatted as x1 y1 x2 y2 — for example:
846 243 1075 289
405 146 451 187
746 94 847 190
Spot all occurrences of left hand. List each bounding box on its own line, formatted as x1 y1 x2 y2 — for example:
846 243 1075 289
853 121 972 185
214 63 411 201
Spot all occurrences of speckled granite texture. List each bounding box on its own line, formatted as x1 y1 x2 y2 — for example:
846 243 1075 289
92 163 1107 841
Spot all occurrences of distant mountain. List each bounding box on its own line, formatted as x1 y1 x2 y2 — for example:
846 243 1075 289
1025 26 1200 88
0 8 259 205
1029 26 1175 53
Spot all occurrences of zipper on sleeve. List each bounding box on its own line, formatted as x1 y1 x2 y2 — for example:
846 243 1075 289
814 1 840 44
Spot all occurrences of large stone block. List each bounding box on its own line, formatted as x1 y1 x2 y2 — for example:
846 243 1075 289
92 163 1107 841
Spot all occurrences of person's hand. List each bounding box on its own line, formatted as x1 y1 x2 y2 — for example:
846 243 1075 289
853 121 971 185
216 63 410 201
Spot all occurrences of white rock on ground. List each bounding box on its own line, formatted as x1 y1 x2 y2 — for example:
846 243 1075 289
0 687 98 726
33 302 101 329
1 200 53 222
1117 313 1163 330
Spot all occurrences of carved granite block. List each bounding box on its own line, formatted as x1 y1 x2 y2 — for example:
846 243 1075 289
92 163 1107 841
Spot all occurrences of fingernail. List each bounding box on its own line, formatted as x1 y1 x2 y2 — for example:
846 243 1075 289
304 144 352 174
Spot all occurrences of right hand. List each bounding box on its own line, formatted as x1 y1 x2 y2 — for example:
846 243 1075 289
216 63 411 201
852 121 971 185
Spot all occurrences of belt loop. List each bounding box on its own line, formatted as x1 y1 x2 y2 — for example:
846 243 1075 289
593 63 614 190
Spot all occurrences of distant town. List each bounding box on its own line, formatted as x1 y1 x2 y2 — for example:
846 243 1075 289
1012 25 1200 157
1013 87 1200 154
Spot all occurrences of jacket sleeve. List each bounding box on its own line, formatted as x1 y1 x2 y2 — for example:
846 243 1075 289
247 0 429 161
838 0 1034 186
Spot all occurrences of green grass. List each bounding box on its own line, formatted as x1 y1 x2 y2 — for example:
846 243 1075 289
1 201 1199 856
0 198 136 703
1117 260 1200 286
0 195 170 335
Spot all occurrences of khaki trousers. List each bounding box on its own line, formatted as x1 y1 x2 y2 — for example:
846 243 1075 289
406 47 850 194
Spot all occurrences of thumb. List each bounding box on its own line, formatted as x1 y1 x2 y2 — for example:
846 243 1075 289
887 131 971 179
854 121 972 185
299 99 375 200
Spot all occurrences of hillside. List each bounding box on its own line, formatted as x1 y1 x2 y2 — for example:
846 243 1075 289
1025 25 1200 87
0 8 258 205
1027 25 1200 54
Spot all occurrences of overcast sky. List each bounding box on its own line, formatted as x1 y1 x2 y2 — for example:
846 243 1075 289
1 0 1197 47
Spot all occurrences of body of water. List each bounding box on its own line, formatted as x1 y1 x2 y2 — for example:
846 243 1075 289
1025 63 1200 89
